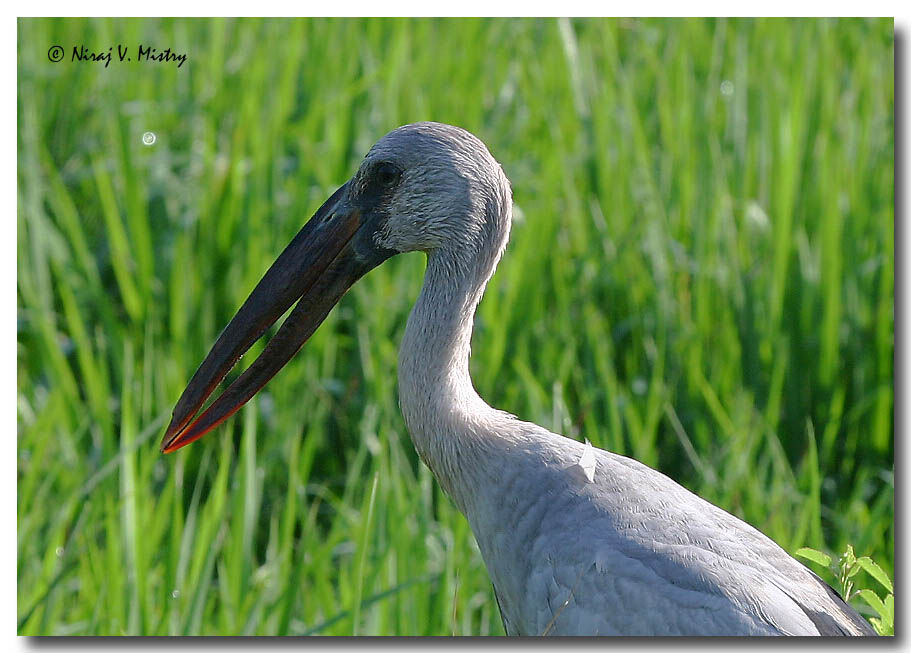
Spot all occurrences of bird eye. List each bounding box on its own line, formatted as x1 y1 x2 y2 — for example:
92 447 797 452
375 162 401 188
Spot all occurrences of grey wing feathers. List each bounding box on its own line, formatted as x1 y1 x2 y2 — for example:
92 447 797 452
785 573 877 636
478 431 878 636
493 585 514 635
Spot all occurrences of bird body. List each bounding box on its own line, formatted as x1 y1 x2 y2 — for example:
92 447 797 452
421 418 870 635
163 122 876 636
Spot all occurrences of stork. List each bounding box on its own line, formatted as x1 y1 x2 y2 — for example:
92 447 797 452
161 122 876 636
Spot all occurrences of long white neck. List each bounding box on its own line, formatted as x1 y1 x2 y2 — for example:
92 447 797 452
397 205 514 512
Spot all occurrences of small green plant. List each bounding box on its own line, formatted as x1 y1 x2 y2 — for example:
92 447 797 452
796 545 894 635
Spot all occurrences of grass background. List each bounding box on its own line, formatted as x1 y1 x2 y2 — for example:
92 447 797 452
17 17 893 635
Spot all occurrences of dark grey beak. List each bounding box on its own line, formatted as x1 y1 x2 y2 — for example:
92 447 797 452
161 181 393 453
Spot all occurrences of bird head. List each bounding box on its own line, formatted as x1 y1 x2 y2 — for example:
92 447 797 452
160 122 511 453
359 122 511 256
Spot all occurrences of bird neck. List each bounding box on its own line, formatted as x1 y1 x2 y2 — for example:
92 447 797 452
398 232 510 510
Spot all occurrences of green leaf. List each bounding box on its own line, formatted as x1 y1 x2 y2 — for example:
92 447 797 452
841 545 856 567
857 589 887 620
795 547 832 567
856 556 893 594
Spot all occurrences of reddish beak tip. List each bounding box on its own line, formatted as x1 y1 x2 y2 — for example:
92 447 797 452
160 414 187 453
160 431 181 454
160 416 209 454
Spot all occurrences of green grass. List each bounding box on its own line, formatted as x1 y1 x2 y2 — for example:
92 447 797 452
17 17 893 635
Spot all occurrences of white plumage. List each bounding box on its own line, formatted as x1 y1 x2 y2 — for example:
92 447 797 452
382 123 873 636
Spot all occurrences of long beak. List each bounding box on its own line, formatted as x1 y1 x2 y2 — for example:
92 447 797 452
161 182 391 453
